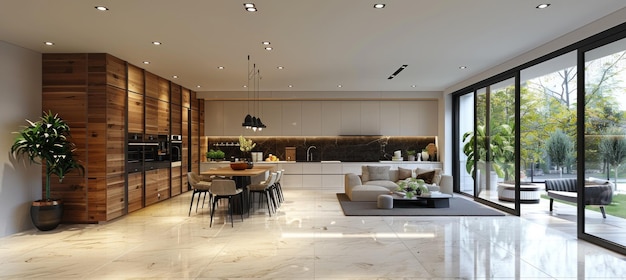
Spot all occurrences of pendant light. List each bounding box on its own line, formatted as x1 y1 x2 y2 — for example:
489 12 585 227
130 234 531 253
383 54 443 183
242 55 254 129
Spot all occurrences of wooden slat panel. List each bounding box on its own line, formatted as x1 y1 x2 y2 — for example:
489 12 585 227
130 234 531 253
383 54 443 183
107 86 126 176
182 87 190 108
42 53 88 88
128 91 144 133
87 91 107 178
127 172 144 213
86 176 106 222
191 91 198 111
145 97 158 135
106 174 125 220
171 167 181 197
171 103 182 135
50 174 88 223
170 83 182 105
158 77 169 102
106 54 127 89
145 71 159 99
158 168 170 200
158 99 170 134
145 170 159 206
127 64 144 94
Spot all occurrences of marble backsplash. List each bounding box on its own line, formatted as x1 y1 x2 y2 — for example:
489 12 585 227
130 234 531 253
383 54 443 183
205 136 438 162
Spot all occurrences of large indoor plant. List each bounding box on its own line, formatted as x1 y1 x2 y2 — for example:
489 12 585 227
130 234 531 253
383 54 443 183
10 111 84 231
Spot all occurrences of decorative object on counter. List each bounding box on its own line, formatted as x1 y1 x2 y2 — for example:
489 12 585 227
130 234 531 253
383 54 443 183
230 162 248 170
206 149 225 161
10 111 85 231
239 135 256 152
392 150 403 161
421 149 429 161
406 150 416 161
265 154 279 162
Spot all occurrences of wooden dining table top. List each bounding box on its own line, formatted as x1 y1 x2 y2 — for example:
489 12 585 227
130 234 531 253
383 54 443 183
201 164 274 177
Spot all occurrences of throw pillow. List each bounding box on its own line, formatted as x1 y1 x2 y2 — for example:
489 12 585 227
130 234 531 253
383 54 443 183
361 166 370 182
415 167 442 185
398 167 412 180
416 170 436 184
368 166 390 181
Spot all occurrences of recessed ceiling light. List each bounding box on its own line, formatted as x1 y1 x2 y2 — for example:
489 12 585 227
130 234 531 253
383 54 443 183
277 66 284 70
337 85 342 88
217 66 225 70
244 3 257 12
44 41 54 46
536 3 550 9
411 85 416 88
373 4 386 9
152 41 162 45
172 75 178 79
288 85 293 88
265 47 273 51
262 41 271 45
243 85 248 88
143 61 150 64
459 66 467 70
196 85 201 88
95 6 109 11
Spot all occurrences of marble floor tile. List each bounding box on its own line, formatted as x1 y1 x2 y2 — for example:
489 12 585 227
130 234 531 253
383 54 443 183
0 187 625 279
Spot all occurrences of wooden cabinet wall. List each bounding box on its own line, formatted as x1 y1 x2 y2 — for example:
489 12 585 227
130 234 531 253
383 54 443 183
42 53 127 223
43 52 204 223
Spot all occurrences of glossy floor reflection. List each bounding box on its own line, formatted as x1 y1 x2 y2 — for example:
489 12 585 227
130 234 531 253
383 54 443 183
1 187 626 279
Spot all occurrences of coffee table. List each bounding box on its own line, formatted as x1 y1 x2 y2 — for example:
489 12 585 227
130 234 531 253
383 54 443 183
392 192 453 208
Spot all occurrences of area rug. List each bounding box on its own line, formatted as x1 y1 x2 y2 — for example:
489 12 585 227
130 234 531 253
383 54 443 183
336 193 505 216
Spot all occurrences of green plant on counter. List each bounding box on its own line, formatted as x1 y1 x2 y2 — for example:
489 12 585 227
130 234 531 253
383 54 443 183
239 135 256 152
406 150 416 156
206 149 225 160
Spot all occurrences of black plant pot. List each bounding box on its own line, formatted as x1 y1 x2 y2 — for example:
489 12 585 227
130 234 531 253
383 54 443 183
30 200 63 231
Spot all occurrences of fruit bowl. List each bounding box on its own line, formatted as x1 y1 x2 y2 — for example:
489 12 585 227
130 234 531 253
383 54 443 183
230 162 248 170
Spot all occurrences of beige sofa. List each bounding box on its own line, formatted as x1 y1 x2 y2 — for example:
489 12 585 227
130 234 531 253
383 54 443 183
344 165 453 201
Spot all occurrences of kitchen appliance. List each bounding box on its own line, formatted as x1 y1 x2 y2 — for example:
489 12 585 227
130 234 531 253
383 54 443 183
127 133 144 173
170 135 182 165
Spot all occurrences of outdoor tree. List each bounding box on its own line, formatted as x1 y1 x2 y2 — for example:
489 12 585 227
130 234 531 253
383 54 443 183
598 127 626 189
545 129 574 177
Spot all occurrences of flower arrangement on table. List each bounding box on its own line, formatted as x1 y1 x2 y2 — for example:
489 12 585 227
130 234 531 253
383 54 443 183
396 178 430 199
239 135 256 152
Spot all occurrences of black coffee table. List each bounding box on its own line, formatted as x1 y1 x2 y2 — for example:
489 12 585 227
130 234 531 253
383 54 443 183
392 192 453 208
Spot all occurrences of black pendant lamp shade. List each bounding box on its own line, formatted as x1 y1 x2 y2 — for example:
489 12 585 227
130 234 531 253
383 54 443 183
242 114 253 128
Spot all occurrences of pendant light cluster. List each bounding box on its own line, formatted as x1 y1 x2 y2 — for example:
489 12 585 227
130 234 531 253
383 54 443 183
242 55 267 131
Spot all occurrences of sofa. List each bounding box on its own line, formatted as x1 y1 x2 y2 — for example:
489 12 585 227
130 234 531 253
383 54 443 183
545 178 613 218
344 165 453 201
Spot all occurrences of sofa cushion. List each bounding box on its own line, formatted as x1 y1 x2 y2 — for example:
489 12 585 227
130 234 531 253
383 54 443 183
367 165 390 181
398 167 412 180
416 170 436 184
365 180 399 190
416 167 442 185
361 166 370 182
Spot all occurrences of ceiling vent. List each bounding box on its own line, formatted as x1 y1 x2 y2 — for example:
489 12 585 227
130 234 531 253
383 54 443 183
387 65 408 79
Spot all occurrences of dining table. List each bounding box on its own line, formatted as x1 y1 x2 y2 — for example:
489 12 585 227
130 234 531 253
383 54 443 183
201 164 275 215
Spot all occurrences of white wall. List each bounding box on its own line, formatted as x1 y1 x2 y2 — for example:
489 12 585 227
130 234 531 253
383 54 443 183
0 41 42 237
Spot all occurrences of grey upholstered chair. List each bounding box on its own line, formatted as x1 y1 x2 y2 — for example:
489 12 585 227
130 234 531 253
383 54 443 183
210 179 244 227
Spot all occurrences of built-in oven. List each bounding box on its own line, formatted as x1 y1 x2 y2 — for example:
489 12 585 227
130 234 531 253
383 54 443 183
127 133 144 173
170 135 182 167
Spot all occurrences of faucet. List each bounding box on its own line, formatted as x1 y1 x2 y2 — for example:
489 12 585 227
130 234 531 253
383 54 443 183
306 145 317 161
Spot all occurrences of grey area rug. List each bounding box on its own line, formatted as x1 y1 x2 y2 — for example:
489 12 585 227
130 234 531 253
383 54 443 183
336 193 505 216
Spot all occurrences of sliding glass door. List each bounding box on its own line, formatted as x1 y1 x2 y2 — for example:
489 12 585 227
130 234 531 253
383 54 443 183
582 37 626 250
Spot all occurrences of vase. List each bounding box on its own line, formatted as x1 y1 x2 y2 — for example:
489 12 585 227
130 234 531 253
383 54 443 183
421 151 429 161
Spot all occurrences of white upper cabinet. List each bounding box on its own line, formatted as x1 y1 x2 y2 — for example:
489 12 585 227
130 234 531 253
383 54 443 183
205 99 438 136
301 101 322 136
321 101 341 136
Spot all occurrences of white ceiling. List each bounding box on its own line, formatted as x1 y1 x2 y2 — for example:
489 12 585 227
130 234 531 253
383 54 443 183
1 0 625 93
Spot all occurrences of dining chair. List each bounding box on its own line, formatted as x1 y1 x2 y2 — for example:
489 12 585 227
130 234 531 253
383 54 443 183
210 179 244 227
187 172 213 216
273 169 284 205
248 172 277 216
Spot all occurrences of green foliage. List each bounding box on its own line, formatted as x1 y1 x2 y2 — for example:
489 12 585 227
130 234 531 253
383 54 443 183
598 127 626 186
206 149 225 160
545 129 574 170
463 123 516 181
11 111 84 201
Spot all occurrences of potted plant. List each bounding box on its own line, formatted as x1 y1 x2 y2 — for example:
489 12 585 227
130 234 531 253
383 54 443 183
206 149 225 161
396 178 429 198
406 150 416 161
10 111 84 231
239 135 256 168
